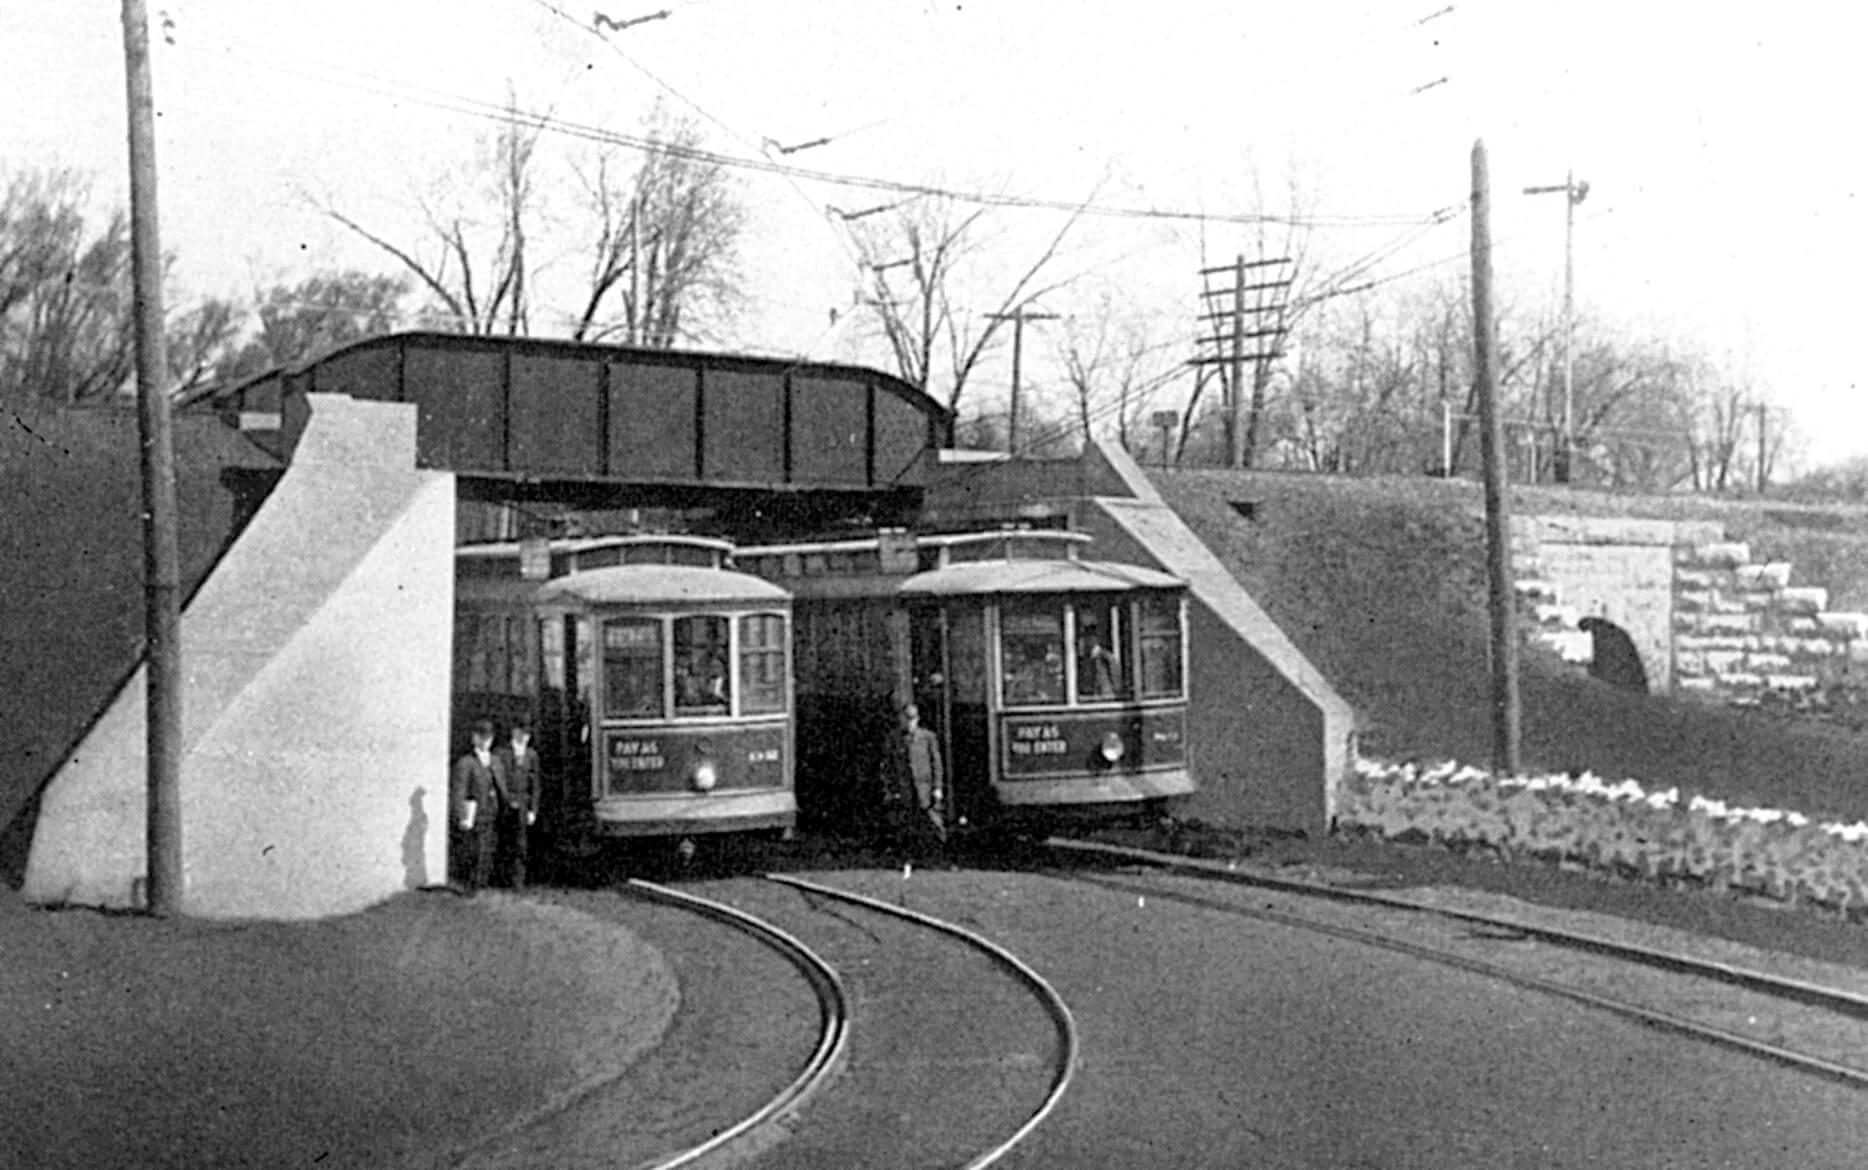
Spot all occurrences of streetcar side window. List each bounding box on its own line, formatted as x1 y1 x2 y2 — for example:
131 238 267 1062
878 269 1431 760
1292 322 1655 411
739 612 788 714
1001 602 1065 707
673 615 731 715
602 618 663 718
1138 595 1184 699
1073 600 1125 701
539 616 566 692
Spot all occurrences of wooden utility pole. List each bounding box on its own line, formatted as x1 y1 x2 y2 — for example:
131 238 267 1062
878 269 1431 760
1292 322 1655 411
1756 401 1769 495
1524 169 1588 483
1192 256 1291 468
122 0 185 914
987 306 1057 453
1472 140 1521 776
1229 256 1245 468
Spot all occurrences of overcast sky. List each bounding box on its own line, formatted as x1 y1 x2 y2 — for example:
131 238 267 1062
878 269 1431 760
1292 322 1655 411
5 2 1861 465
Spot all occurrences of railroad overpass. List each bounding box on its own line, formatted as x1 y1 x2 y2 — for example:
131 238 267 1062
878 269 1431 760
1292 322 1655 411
10 332 1348 917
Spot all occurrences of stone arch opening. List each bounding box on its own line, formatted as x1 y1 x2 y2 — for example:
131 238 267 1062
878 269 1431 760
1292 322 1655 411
1579 616 1649 692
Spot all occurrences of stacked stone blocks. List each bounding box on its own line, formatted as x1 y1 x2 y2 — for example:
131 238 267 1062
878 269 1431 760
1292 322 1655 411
1512 514 1868 706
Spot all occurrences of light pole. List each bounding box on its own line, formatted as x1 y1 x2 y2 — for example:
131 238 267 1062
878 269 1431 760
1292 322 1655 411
1524 170 1588 483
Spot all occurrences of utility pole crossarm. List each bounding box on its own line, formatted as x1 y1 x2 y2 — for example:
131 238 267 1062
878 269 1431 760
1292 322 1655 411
1199 257 1291 275
1196 279 1294 305
1194 327 1286 344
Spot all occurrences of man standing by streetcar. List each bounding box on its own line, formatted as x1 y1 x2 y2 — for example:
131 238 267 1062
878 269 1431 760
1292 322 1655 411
450 720 503 895
882 702 946 851
496 720 541 890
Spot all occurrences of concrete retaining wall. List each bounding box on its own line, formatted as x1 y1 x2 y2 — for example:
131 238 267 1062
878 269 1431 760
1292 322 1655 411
24 395 455 919
1077 443 1355 832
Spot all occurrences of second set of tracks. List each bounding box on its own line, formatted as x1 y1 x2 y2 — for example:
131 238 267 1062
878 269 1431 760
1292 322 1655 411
1047 837 1868 1091
554 834 1868 1168
631 871 1079 1170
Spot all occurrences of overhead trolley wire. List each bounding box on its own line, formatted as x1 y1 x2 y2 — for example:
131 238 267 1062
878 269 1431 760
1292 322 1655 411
178 20 1454 232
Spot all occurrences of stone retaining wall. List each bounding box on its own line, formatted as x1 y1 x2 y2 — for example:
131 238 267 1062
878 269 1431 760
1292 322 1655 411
1511 515 1868 706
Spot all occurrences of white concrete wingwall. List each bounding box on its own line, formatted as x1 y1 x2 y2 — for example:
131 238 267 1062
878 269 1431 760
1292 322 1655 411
1076 441 1357 833
24 395 455 919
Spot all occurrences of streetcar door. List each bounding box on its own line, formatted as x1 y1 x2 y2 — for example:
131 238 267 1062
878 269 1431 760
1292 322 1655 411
908 603 948 749
918 601 993 829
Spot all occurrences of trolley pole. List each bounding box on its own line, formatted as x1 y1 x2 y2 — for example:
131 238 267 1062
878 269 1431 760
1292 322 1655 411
1472 140 1521 776
122 0 185 915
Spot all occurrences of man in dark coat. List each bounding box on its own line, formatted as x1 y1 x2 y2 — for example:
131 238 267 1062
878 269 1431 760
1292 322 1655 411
450 720 504 894
881 702 946 850
495 720 542 889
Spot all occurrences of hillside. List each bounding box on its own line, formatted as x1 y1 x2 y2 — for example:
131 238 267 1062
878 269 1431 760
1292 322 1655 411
0 406 279 880
1154 468 1868 824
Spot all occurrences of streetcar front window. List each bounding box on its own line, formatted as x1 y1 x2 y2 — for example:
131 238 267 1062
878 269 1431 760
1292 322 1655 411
1138 594 1185 699
739 612 788 714
1074 601 1125 701
1001 603 1065 707
602 619 663 718
674 615 731 715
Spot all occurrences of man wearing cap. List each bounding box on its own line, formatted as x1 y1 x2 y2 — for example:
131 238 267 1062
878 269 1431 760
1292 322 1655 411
450 720 504 894
495 720 542 889
881 702 946 851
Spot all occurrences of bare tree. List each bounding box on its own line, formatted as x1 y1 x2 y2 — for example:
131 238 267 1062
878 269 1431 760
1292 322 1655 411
850 190 1089 412
0 168 133 404
166 296 242 397
208 270 410 387
327 91 540 336
1055 293 1182 452
571 102 745 347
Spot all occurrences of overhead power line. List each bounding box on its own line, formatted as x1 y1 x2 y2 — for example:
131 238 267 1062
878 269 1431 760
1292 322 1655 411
183 26 1454 232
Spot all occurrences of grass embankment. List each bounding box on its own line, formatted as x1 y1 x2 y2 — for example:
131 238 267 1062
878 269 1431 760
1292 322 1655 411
1155 469 1868 825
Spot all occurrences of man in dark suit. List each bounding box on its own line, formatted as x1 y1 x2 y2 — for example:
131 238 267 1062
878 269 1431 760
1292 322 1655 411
450 720 504 895
881 702 946 851
495 720 542 890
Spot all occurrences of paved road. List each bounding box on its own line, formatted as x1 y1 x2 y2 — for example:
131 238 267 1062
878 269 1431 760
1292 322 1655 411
811 867 1868 1169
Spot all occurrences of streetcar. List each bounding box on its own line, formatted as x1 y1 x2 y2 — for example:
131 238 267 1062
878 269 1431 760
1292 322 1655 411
453 534 795 849
733 529 1194 837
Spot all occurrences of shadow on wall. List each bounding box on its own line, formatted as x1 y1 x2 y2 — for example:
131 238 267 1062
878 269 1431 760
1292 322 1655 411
402 786 429 889
1579 617 1649 692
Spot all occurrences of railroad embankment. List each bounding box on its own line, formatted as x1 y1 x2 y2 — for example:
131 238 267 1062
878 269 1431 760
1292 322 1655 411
1154 469 1868 825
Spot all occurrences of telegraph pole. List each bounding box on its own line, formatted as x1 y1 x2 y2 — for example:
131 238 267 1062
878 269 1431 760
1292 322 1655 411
1524 169 1588 483
122 0 185 915
986 306 1058 453
1473 140 1521 776
1191 255 1291 468
1756 401 1769 494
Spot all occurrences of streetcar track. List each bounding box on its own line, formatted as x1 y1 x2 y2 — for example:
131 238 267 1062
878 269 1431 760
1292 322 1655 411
623 879 852 1170
1049 837 1868 1017
1048 838 1868 1090
763 873 1082 1170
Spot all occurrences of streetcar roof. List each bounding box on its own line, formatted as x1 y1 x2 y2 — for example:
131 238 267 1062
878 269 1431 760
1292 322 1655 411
897 559 1184 596
531 564 790 606
457 533 735 559
734 528 1090 558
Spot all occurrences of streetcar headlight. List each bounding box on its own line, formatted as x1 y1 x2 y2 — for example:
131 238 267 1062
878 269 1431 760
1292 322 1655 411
1099 732 1126 763
691 759 719 792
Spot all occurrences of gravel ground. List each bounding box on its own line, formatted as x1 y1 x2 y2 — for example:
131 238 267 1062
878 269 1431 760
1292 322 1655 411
0 888 676 1170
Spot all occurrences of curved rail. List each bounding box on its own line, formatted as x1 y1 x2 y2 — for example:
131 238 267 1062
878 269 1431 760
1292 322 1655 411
1051 838 1868 1090
626 878 852 1170
765 873 1082 1170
